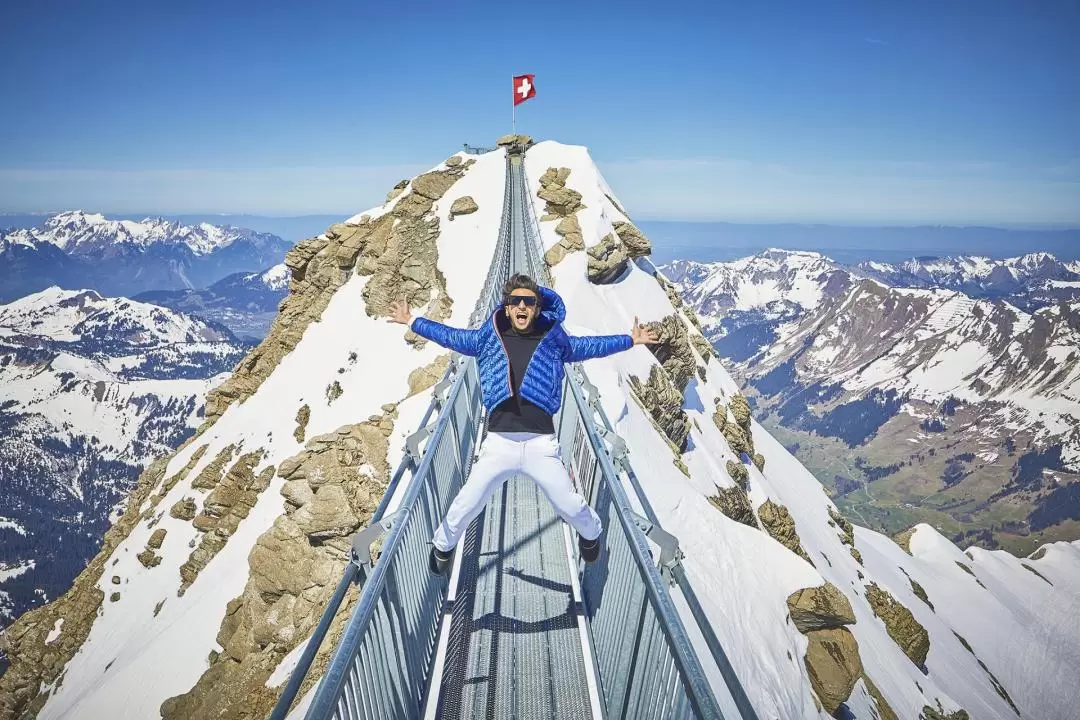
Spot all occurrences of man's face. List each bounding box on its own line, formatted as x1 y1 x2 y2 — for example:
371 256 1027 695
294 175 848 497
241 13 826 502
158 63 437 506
505 288 539 333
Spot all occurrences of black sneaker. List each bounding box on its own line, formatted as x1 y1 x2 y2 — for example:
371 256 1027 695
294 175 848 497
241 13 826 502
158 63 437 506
578 534 600 563
429 545 454 575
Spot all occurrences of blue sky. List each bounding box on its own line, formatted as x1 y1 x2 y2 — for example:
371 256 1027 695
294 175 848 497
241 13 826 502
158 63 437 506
1 0 1077 225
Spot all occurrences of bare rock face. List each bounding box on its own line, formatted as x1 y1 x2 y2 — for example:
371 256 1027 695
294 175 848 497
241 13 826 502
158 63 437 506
726 460 749 489
163 420 392 720
804 627 864 714
537 166 584 218
830 506 855 547
207 162 472 423
863 675 900 720
148 528 167 549
757 500 813 565
752 453 765 472
713 402 728 431
449 195 478 219
690 332 717 363
586 233 629 284
612 220 652 258
170 497 198 521
407 353 450 398
787 583 856 632
894 526 917 555
497 133 532 146
630 365 691 453
729 393 752 428
645 314 696 392
722 422 753 456
865 583 930 667
294 404 310 443
709 486 757 527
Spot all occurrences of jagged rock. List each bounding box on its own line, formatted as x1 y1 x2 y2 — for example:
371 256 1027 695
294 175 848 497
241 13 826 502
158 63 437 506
910 578 934 610
294 404 310 443
385 187 404 203
786 583 856 632
148 529 166 549
1029 546 1047 561
326 380 343 403
407 354 450 398
110 592 121 603
544 232 586 267
555 215 580 237
170 497 197 521
865 582 930 666
830 506 855 547
709 486 757 527
863 675 899 720
612 220 652 258
160 445 208 495
411 169 458 201
723 423 753 456
894 526 917 555
137 549 161 568
729 394 752 429
449 195 478 218
536 166 584 217
656 274 684 309
752 453 765 472
690 332 716 363
630 365 691 452
586 233 629 284
190 446 237 490
496 133 532 146
757 500 813 565
850 547 864 565
921 706 970 720
445 155 462 167
645 314 696 392
726 460 749 489
804 627 863 714
713 402 728 431
111 576 120 585
294 484 362 540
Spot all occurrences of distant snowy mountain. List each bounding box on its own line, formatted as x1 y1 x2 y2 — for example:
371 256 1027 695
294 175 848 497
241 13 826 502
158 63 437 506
668 250 1080 554
2 145 1078 720
0 288 249 634
0 211 291 302
135 263 290 340
858 253 1080 310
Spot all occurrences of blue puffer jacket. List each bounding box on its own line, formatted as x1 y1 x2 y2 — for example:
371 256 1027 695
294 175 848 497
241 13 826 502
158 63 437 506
410 286 632 415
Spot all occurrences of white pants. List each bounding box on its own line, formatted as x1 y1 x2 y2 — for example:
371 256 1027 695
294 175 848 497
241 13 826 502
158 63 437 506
431 431 603 552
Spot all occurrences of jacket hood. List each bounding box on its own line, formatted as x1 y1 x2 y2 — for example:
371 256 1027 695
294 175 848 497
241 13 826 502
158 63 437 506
491 285 566 333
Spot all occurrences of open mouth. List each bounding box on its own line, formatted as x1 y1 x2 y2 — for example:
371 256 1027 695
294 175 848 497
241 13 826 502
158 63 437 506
514 310 530 322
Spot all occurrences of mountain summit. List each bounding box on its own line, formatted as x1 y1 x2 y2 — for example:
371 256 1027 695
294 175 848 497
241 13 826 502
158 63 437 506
1 144 1077 720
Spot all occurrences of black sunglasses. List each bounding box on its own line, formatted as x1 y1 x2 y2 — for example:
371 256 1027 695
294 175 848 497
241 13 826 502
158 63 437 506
504 295 538 307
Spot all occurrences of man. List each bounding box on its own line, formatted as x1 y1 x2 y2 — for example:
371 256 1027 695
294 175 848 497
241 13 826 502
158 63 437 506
389 273 659 574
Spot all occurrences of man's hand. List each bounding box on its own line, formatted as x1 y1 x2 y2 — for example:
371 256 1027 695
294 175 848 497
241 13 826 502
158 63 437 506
388 296 412 326
631 317 660 345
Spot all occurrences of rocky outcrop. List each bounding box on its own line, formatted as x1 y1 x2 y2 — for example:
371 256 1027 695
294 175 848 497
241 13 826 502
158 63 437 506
586 233 629 284
385 179 408 203
170 497 198 521
612 220 652 258
894 526 917 555
293 404 310 443
180 451 273 594
865 582 931 667
539 171 588 267
0 453 180 716
630 365 691 453
709 485 757 527
726 460 749 489
206 161 472 423
910 578 934 610
804 627 863 714
497 133 532 147
829 506 855 547
690 332 717 363
722 422 753 456
757 500 813 565
713 401 728 431
653 272 684 309
407 353 450 398
752 453 765 472
786 583 856 633
921 706 970 720
645 314 697 392
162 418 392 720
325 380 343 404
449 195 478 219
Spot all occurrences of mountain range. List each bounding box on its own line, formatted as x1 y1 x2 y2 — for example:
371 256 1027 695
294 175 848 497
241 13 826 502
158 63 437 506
1 142 1077 720
0 288 249 636
665 250 1080 554
0 211 291 303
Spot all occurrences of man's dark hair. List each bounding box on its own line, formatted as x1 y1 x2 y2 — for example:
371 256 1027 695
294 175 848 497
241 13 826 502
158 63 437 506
501 273 540 304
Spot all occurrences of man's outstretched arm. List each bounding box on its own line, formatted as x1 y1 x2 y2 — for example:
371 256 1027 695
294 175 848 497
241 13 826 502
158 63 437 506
565 317 660 362
388 297 482 357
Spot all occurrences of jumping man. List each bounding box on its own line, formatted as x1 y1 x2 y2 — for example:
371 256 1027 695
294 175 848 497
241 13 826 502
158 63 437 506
388 274 659 574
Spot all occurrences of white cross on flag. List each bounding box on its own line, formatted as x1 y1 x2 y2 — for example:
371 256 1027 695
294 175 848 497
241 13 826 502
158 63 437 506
513 74 536 106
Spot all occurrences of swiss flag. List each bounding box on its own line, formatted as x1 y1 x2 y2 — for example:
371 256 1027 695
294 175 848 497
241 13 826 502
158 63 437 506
513 74 536 106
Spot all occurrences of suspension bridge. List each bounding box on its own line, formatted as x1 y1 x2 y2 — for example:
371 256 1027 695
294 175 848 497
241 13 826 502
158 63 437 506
269 142 761 720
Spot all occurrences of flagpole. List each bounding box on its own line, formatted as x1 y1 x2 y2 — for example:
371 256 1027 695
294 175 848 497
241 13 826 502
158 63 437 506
512 76 516 136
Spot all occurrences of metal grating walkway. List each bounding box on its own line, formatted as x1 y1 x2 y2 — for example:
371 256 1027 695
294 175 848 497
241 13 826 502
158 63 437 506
435 474 593 720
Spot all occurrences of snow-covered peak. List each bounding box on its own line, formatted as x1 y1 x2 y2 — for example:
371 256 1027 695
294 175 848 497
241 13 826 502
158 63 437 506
860 252 1077 291
253 263 289 291
5 211 266 258
0 286 234 345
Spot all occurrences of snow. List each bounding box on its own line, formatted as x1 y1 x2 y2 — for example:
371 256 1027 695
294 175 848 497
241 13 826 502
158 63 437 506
33 141 1080 720
0 560 36 583
45 618 65 645
0 517 28 536
259 263 290 291
37 147 507 720
265 638 309 688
